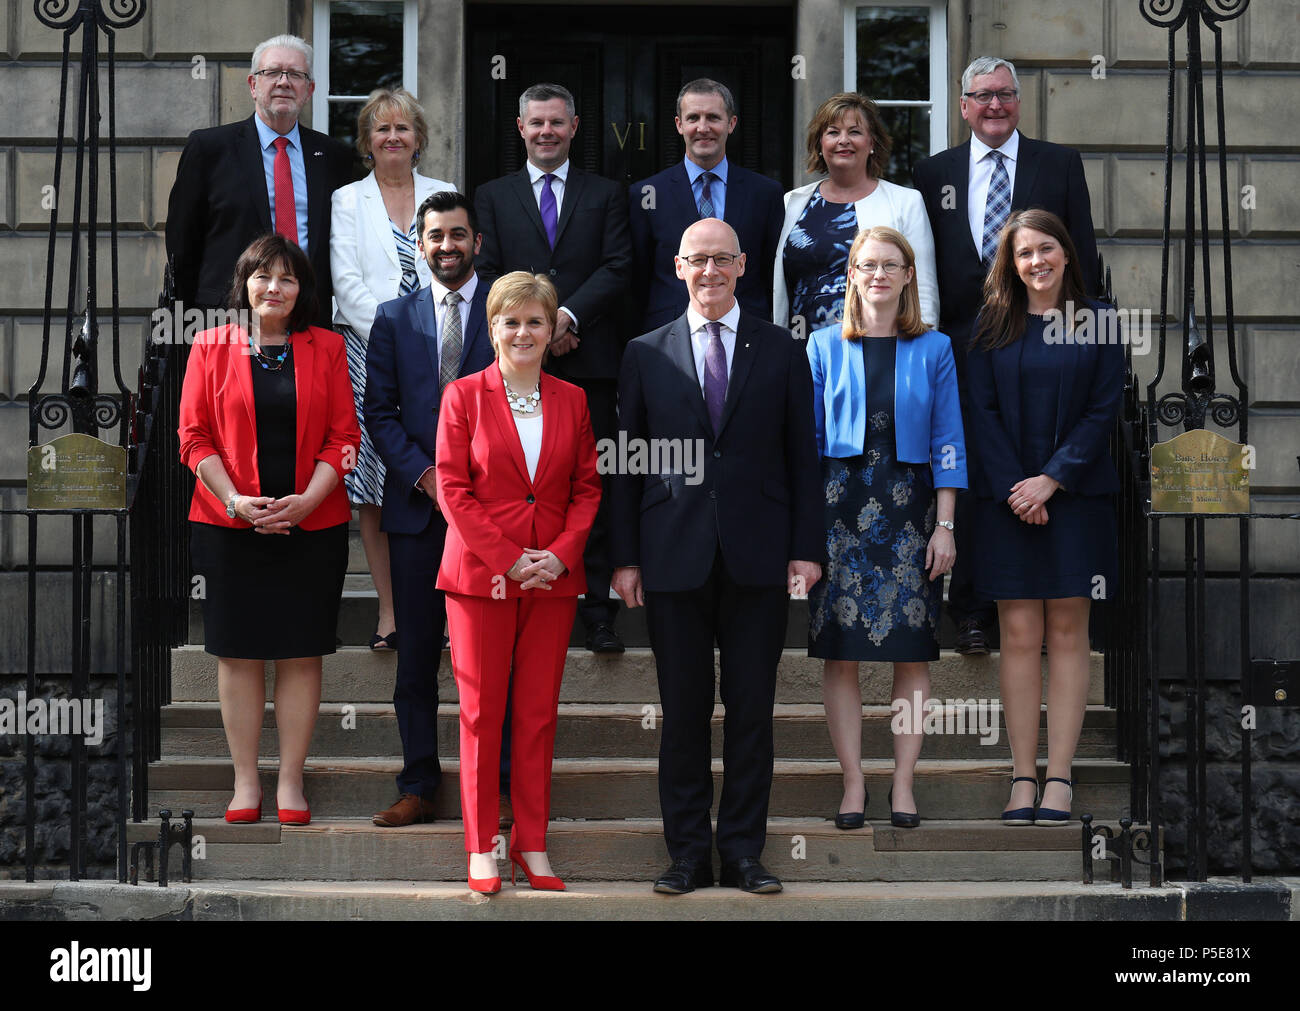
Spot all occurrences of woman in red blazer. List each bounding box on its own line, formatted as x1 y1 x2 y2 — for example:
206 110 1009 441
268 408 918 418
436 272 601 892
178 234 360 828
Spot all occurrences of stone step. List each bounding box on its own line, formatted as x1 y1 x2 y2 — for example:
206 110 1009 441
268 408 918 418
169 646 1106 705
147 757 1131 821
9 878 1244 921
124 817 1093 882
159 701 1117 761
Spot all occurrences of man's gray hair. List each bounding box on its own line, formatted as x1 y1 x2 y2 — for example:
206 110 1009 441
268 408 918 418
676 78 736 119
960 56 1020 94
518 83 576 120
251 35 314 77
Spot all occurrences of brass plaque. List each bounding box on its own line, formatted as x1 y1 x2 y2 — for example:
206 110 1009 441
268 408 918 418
1149 429 1249 514
27 433 127 510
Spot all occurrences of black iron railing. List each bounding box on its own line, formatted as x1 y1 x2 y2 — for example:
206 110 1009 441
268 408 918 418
5 0 188 884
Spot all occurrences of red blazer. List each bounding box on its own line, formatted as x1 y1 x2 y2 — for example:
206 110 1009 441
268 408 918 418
178 324 360 529
435 363 601 598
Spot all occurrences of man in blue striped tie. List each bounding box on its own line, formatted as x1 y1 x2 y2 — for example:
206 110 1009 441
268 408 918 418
912 56 1099 657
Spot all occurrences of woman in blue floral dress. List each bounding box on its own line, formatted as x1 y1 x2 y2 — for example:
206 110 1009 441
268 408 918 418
806 226 966 830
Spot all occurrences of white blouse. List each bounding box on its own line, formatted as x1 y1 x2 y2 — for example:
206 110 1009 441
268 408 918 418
513 413 543 481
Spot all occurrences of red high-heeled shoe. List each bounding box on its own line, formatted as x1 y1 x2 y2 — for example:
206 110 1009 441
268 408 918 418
468 855 501 894
277 803 311 826
509 827 564 890
225 791 263 824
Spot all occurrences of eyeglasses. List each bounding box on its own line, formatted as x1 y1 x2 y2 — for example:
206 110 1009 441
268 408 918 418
253 68 311 83
680 253 739 268
853 260 905 276
962 89 1019 106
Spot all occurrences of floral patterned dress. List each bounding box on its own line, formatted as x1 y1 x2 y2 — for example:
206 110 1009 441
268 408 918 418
781 190 858 331
808 337 940 662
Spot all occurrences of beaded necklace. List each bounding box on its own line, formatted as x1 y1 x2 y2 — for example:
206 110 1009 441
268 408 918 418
249 332 292 372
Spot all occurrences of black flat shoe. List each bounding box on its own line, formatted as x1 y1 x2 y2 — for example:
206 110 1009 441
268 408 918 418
585 622 625 653
955 618 990 656
370 630 398 651
719 857 782 894
888 787 920 828
653 857 714 894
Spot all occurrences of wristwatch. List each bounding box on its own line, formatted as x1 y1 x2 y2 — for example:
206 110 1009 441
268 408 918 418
936 520 954 531
226 491 241 519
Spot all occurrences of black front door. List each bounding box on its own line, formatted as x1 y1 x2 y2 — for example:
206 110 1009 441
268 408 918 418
466 5 795 194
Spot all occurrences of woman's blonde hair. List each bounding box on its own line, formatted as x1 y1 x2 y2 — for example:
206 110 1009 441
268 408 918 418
356 88 429 164
841 226 926 340
486 272 558 357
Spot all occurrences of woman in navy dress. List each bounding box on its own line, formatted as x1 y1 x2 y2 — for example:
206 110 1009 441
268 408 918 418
967 209 1124 826
807 226 966 829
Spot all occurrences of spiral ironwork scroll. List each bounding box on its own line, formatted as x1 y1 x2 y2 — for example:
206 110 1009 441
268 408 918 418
35 0 144 31
33 0 79 29
95 0 144 30
1140 0 1249 31
1200 0 1249 26
34 392 122 433
1139 0 1191 30
36 396 71 430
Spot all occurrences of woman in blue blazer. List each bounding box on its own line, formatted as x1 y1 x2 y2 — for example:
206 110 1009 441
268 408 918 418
807 226 966 830
966 209 1123 826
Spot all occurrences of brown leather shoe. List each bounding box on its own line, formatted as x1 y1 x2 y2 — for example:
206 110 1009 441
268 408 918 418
372 793 436 827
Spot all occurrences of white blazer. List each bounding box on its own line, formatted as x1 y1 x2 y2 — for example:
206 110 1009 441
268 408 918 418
772 176 939 332
331 170 458 339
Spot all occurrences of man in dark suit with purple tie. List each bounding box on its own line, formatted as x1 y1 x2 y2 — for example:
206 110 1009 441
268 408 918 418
474 82 633 655
627 78 785 333
912 56 1099 655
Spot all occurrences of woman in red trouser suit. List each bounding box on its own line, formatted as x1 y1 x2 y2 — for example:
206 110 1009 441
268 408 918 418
436 271 601 893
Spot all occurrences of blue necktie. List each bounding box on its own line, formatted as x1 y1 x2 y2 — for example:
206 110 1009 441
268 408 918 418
982 150 1010 264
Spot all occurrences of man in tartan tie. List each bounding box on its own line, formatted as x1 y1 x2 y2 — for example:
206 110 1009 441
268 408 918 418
912 56 1099 657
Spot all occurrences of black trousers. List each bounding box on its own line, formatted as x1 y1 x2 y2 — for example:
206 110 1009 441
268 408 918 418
645 552 788 864
388 515 448 798
571 377 618 629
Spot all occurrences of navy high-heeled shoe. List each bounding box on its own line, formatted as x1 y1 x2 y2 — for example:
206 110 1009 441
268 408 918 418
1001 775 1039 825
1034 777 1074 825
888 787 920 829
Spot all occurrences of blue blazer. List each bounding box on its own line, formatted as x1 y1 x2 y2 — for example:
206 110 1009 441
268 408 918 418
965 302 1124 501
364 280 495 535
807 324 967 489
627 160 784 333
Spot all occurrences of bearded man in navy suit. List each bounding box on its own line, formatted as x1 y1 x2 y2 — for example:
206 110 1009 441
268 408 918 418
364 191 495 827
912 56 1099 655
628 78 784 333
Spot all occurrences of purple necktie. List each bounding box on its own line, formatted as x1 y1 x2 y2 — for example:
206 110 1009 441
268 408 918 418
703 321 727 434
540 173 558 248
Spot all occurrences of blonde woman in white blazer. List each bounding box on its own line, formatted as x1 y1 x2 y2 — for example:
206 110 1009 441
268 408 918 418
773 93 938 333
331 88 455 651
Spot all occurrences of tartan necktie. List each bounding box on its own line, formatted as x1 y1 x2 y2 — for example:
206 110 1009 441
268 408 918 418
272 137 298 245
981 150 1010 264
439 290 463 393
698 171 716 218
703 320 727 434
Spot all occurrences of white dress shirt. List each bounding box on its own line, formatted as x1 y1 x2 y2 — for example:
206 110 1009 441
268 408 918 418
967 130 1021 252
685 300 741 390
513 413 544 482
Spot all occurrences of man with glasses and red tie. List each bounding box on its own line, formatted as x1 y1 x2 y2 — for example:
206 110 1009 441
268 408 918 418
166 34 354 327
912 56 1098 656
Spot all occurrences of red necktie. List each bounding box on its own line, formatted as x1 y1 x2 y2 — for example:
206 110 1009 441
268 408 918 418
273 136 298 244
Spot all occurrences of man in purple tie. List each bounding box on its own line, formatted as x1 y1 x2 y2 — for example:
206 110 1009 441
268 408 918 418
611 218 823 895
474 83 633 654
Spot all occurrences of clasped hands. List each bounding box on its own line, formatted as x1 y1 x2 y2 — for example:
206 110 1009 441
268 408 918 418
1007 474 1060 526
508 548 566 590
235 494 314 534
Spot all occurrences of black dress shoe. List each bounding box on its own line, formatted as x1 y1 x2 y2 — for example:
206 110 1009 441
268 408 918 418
653 858 714 894
955 618 990 656
719 857 782 894
585 622 625 654
834 788 868 829
888 787 921 828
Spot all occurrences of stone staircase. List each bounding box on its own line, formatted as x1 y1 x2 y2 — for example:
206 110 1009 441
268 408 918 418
126 520 1145 917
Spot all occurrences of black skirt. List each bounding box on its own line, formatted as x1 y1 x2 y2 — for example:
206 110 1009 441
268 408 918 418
190 520 348 659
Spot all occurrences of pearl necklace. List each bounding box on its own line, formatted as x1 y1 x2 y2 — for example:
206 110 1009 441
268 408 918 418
505 381 541 414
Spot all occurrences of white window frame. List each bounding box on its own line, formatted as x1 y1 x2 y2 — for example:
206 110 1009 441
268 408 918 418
312 0 418 131
843 0 948 157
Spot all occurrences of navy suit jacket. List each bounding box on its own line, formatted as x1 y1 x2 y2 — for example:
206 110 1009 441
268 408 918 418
912 134 1099 375
364 280 495 534
165 115 355 323
966 303 1124 502
474 165 632 381
627 161 784 332
611 309 822 592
